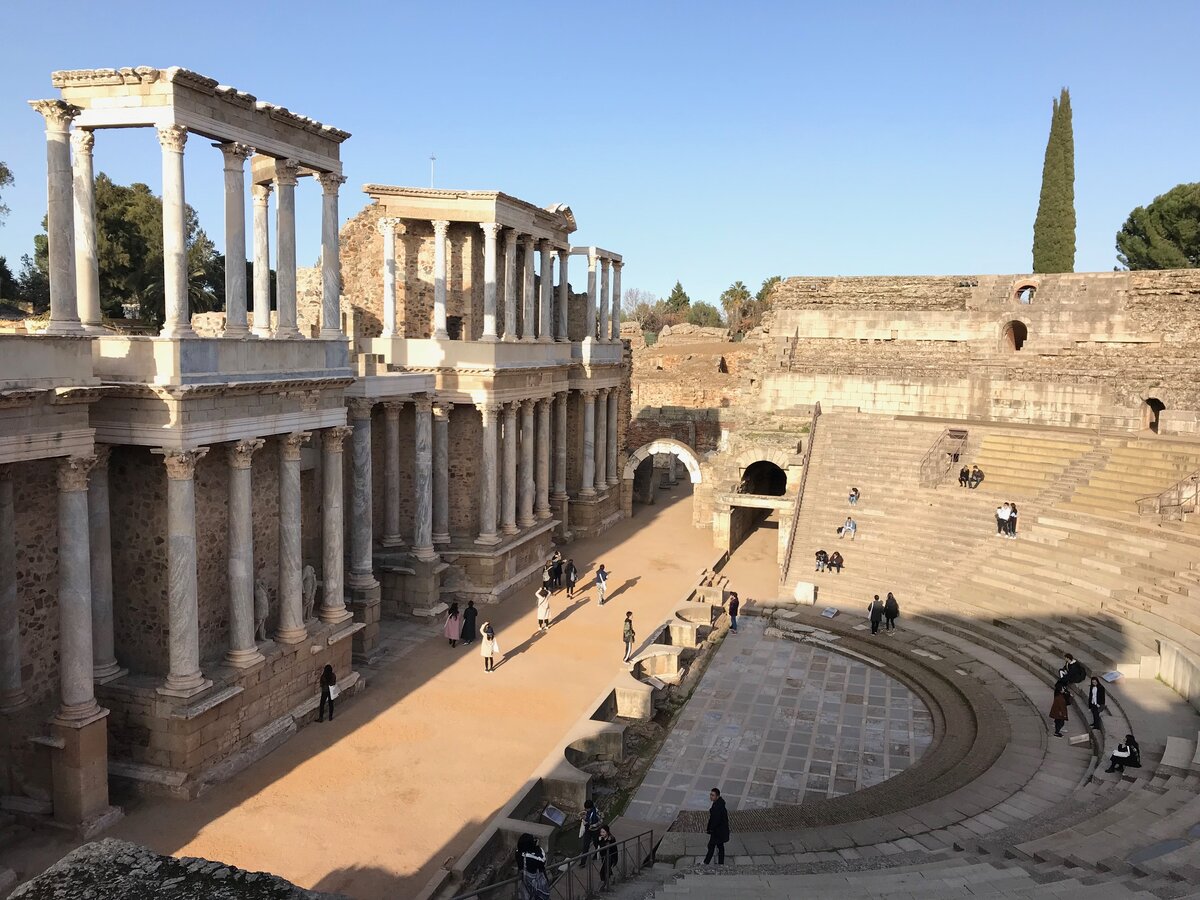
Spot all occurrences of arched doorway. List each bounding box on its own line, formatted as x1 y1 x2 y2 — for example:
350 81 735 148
1001 320 1028 352
621 439 703 519
739 460 787 496
1143 398 1166 434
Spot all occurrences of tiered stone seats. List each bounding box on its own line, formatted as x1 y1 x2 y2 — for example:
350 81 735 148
1064 438 1200 517
966 430 1096 499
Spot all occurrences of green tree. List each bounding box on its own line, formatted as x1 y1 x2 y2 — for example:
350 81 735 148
1032 87 1076 273
687 301 723 328
0 161 13 224
15 253 49 313
1115 183 1200 270
755 275 781 305
0 256 15 300
719 280 752 332
662 280 691 313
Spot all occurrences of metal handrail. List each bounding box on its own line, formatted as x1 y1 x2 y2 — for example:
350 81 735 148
778 401 821 590
919 428 969 488
1137 470 1200 522
449 829 656 900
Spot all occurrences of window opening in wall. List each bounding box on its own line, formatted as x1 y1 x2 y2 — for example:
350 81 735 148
1002 320 1028 352
446 316 463 340
1016 286 1036 304
1144 398 1166 434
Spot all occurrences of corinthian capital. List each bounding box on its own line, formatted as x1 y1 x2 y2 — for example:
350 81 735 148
323 425 354 451
228 438 265 470
316 171 347 194
154 447 209 480
376 216 403 237
413 393 434 414
274 158 300 187
252 182 274 204
280 431 311 461
56 455 97 492
348 398 375 421
480 222 502 240
432 219 451 238
29 99 81 133
216 141 254 166
71 128 95 155
156 124 188 154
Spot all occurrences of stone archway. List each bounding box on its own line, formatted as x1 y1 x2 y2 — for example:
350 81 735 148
1001 320 1028 352
621 439 703 517
1143 397 1166 434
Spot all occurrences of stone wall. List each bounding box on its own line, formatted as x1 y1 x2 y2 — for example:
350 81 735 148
12 458 60 706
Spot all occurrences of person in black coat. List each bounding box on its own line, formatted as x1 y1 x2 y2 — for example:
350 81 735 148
727 592 740 634
1087 676 1106 729
516 833 550 900
868 595 884 635
596 824 619 885
318 664 336 722
703 788 730 865
883 593 900 632
460 600 478 645
1056 654 1086 691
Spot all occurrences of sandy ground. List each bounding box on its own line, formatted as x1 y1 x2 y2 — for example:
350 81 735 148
4 484 781 899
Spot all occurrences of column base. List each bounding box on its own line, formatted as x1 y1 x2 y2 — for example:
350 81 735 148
42 319 87 336
49 711 112 829
607 478 621 488
381 534 406 548
159 323 197 339
224 647 266 669
433 329 450 340
223 326 250 338
517 517 536 528
580 488 597 498
54 699 104 723
156 674 213 699
413 546 438 562
272 626 309 646
475 531 502 546
251 328 273 339
319 327 343 340
480 333 499 343
0 690 28 713
92 661 128 685
501 334 517 343
432 532 451 544
538 335 552 343
536 507 552 520
502 523 520 535
273 326 302 339
318 605 354 626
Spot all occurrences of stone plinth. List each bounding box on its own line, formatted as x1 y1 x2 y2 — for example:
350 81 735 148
91 335 351 386
368 337 571 370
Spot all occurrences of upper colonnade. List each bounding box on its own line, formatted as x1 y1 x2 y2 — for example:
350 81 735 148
29 66 351 341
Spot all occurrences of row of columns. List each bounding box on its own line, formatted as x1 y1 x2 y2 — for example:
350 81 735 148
378 396 440 560
584 252 623 343
30 99 345 340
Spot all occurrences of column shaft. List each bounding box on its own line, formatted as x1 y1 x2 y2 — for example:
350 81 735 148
321 427 353 623
535 398 551 518
381 402 402 546
348 402 377 586
72 130 101 329
158 125 193 337
502 403 519 535
556 249 570 341
56 457 101 719
88 447 123 681
521 236 536 341
379 219 399 338
481 223 500 341
432 403 452 543
30 100 82 335
318 173 346 338
611 262 623 341
581 391 597 497
585 254 598 342
432 220 450 339
607 389 620 486
157 449 212 695
502 231 518 341
251 183 273 336
538 241 554 342
518 399 536 526
412 398 435 559
476 404 501 544
552 392 568 499
274 160 300 338
595 388 609 488
0 471 24 710
218 143 252 336
276 434 308 643
226 440 264 667
599 259 611 345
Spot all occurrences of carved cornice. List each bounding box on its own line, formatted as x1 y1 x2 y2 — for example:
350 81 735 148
280 431 311 460
323 425 353 451
216 141 254 165
95 376 354 402
52 386 108 406
280 388 321 411
274 159 300 187
71 128 95 155
154 447 208 480
228 437 265 469
347 397 375 420
0 388 44 409
29 99 80 132
316 172 347 194
156 124 188 154
56 455 96 492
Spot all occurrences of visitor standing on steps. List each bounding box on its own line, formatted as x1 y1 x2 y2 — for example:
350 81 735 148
596 824 619 886
868 595 884 634
577 798 602 867
596 563 610 605
318 664 337 722
565 558 579 598
1049 685 1070 737
727 592 740 633
622 611 636 663
535 585 552 633
1008 502 1019 538
704 788 730 865
460 600 478 645
481 622 501 673
515 833 550 900
1088 676 1107 729
444 602 462 648
996 502 1010 536
884 592 900 632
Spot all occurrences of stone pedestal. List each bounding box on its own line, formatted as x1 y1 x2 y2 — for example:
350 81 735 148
792 581 817 605
408 556 445 612
50 709 114 830
348 580 383 663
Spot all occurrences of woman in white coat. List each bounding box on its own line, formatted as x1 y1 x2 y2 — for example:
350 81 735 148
535 586 552 632
481 622 502 673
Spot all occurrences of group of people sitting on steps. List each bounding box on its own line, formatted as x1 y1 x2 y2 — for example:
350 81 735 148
958 464 985 488
1048 653 1141 774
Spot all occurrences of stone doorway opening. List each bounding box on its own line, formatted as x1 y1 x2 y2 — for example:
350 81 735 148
1016 285 1037 304
1143 398 1166 434
1002 320 1028 352
739 460 787 496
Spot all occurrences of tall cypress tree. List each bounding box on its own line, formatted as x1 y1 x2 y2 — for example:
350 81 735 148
1032 88 1076 273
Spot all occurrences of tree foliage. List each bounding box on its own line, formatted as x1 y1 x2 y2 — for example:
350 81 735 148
1115 183 1200 270
687 301 723 327
621 288 661 331
1032 88 1076 273
0 161 13 224
663 281 691 313
719 280 751 331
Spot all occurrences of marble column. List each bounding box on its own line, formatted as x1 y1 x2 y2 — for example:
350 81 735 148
72 129 102 330
226 439 265 668
380 402 403 546
535 397 552 519
501 402 519 535
556 249 570 342
378 218 401 338
158 125 194 338
55 457 103 719
538 241 554 342
88 446 124 682
432 220 450 339
476 403 501 544
321 427 354 624
481 223 501 342
29 100 82 336
251 182 273 337
432 402 452 544
155 448 213 696
502 230 518 341
611 260 623 341
318 172 347 339
518 399 536 527
552 392 568 501
275 433 309 643
273 159 301 339
216 142 253 337
0 469 24 711
607 388 620 487
412 396 436 560
595 388 609 488
581 390 597 497
521 235 536 342
599 258 611 345
585 252 598 343
348 401 377 587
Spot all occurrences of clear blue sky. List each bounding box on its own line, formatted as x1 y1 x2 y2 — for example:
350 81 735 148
1 1 1197 305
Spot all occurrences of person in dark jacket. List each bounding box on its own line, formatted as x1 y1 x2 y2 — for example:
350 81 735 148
868 595 884 635
727 592 740 634
565 559 579 598
958 465 970 487
1049 685 1069 737
460 600 478 645
1087 676 1106 729
1056 654 1086 691
828 551 844 574
703 788 730 865
596 824 619 885
318 664 336 722
883 592 900 633
516 833 550 900
815 549 829 572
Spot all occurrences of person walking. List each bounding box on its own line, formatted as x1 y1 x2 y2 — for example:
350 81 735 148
535 585 552 633
317 664 337 722
727 592 740 634
577 799 602 867
565 558 579 598
840 517 857 540
884 592 900 633
444 602 462 648
868 595 884 635
460 599 478 645
480 622 501 673
1088 676 1107 729
596 563 610 605
1008 502 1019 539
622 611 636 663
541 562 553 594
995 503 1008 536
515 833 550 900
1049 685 1069 737
703 788 730 865
595 824 619 886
